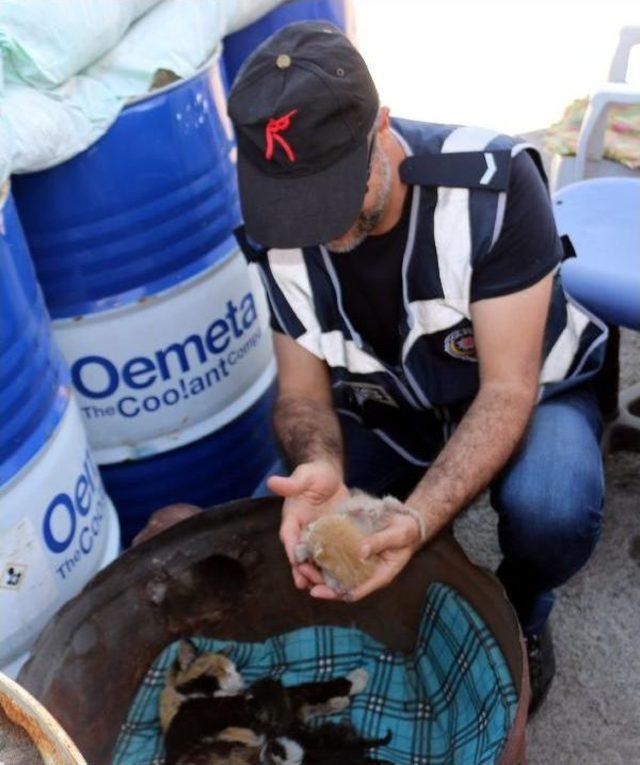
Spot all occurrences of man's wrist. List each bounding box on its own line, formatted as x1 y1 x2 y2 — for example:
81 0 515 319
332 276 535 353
405 485 457 545
274 395 343 475
403 504 428 547
299 455 344 483
383 496 429 551
316 453 343 473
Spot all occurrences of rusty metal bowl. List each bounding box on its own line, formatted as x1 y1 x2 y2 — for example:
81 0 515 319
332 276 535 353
18 497 529 764
0 671 86 765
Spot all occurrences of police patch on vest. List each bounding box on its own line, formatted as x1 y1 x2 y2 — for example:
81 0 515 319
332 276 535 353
444 327 477 362
337 381 399 408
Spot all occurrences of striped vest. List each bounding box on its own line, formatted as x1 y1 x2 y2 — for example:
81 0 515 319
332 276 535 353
241 119 608 465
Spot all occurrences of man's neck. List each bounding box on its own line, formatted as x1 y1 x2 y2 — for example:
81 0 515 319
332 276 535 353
369 131 408 236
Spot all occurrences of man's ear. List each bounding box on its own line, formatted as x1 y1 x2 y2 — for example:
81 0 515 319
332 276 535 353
378 106 391 134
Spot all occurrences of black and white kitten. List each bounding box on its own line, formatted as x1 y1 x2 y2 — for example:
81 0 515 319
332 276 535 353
261 723 393 765
161 640 369 765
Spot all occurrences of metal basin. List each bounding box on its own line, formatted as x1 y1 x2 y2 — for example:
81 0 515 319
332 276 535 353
18 497 529 764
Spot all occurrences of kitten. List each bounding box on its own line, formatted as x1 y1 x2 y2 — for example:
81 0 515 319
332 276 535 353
165 693 264 765
249 669 368 729
161 641 369 765
294 491 396 594
160 639 246 734
172 735 263 765
262 724 393 765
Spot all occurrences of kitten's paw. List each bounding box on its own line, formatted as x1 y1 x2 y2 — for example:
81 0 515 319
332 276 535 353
326 695 351 713
293 542 310 563
346 667 369 695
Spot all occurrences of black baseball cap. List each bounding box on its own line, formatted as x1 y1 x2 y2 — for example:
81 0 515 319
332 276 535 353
227 21 379 248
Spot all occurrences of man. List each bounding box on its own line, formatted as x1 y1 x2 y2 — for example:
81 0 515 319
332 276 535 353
227 21 607 713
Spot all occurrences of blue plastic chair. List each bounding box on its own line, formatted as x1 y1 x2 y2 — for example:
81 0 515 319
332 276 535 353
553 177 640 451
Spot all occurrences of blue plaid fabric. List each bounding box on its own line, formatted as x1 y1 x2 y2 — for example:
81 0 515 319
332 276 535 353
111 583 517 765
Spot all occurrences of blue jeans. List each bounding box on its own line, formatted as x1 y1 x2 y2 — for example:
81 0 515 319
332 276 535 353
254 386 605 637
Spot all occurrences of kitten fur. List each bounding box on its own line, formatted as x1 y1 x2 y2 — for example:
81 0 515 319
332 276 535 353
160 639 245 733
161 641 371 765
174 735 263 765
164 675 369 765
294 491 396 594
261 725 393 765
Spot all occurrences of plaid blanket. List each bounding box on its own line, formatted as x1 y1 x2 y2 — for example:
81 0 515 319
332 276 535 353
111 583 517 765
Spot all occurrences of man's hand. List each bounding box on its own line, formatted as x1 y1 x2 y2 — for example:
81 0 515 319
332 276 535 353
268 333 347 588
268 460 349 590
308 508 423 601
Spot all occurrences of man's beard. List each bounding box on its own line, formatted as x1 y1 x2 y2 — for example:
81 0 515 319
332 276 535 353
326 146 392 253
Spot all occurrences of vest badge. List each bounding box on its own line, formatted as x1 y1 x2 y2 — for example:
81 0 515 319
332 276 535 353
444 327 478 362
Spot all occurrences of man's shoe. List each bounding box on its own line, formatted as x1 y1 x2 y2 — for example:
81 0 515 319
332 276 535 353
526 623 556 717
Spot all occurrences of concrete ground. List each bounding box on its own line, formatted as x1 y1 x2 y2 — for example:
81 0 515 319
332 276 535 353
455 328 640 764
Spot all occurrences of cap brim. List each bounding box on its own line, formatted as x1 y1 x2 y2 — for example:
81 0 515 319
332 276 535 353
236 140 369 249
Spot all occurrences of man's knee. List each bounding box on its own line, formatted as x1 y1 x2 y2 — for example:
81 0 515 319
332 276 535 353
492 463 604 563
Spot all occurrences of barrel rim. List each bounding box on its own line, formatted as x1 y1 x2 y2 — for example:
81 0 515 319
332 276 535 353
48 231 239 320
0 671 87 764
0 181 9 213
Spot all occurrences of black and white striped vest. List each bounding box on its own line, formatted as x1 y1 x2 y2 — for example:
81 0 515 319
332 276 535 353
240 119 608 465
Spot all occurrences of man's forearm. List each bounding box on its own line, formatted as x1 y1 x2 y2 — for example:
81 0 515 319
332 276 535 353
273 395 343 472
407 383 537 540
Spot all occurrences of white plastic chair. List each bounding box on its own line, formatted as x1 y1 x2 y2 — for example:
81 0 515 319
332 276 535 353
550 25 640 191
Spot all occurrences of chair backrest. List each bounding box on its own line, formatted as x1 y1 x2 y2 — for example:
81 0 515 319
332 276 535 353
608 25 640 83
550 25 640 191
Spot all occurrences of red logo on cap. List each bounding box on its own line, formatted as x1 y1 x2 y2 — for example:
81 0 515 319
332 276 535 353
265 109 298 163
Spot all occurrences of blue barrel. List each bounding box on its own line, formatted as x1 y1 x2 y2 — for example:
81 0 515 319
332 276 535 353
11 53 278 544
0 186 69 487
100 384 277 547
12 60 240 318
1 184 121 677
223 0 352 88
